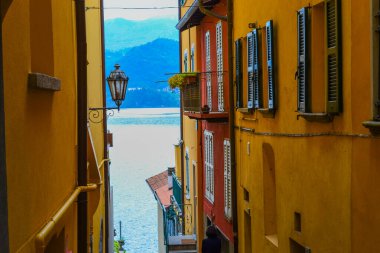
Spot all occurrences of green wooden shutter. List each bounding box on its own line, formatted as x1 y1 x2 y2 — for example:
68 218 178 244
297 7 310 113
252 29 262 109
266 20 275 109
247 32 254 109
325 0 342 113
235 39 242 108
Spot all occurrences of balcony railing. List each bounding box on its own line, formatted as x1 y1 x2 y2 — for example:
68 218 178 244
182 72 229 121
172 173 182 209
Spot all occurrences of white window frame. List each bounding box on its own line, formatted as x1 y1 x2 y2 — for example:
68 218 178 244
185 147 190 200
216 22 224 112
191 43 195 72
204 130 214 203
205 31 212 109
224 139 232 219
184 49 188 72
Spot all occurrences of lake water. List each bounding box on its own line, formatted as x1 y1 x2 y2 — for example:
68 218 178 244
108 108 180 253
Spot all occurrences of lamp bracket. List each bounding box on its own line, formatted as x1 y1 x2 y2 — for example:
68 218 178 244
88 107 119 123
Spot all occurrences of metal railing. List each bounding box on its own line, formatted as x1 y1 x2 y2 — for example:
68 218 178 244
182 71 228 113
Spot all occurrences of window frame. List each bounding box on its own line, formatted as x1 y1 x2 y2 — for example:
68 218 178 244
204 130 214 203
224 139 232 220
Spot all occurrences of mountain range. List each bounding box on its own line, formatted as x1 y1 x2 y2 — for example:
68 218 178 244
105 18 179 51
104 18 180 108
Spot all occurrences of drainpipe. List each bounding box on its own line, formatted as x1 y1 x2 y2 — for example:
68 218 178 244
35 184 98 253
178 0 186 234
0 6 10 252
75 0 88 252
99 0 111 252
226 0 238 251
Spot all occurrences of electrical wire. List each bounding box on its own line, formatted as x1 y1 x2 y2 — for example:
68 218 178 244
86 5 211 10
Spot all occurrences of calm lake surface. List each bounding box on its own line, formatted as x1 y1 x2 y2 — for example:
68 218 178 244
108 108 180 253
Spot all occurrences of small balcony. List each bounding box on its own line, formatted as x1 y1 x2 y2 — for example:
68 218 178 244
182 72 229 121
172 173 182 210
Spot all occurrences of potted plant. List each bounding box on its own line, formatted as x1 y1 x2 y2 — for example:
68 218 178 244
168 72 198 89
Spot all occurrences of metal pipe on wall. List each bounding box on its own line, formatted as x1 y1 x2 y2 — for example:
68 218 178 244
75 0 88 252
0 4 10 252
35 184 98 253
178 0 186 234
227 0 238 250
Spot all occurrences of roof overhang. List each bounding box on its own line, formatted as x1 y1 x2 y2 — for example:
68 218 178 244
176 0 220 31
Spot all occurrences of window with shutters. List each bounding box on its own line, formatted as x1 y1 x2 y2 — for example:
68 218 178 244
185 148 190 199
205 31 212 109
191 44 195 72
296 1 342 122
184 49 189 72
216 22 224 112
235 39 243 108
224 139 232 220
204 130 214 203
243 21 276 116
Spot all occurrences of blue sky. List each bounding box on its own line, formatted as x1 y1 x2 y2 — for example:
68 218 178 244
104 0 178 20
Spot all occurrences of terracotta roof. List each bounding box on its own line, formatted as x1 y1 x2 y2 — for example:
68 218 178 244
146 170 168 192
146 170 173 208
155 185 172 208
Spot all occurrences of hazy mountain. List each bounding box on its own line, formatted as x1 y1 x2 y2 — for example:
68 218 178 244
105 38 180 108
105 18 179 51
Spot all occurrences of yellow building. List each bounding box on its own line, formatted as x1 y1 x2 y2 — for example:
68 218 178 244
1 0 112 252
233 0 380 252
177 2 203 247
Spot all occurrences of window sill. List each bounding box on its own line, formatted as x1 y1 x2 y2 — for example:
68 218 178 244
297 112 334 122
362 120 380 136
265 234 278 247
237 107 253 114
28 72 61 91
258 108 275 118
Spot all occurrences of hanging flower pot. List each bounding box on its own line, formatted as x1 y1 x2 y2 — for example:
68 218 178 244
168 72 198 89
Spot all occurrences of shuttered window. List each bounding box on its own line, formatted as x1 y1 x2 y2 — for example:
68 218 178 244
224 139 232 220
205 31 212 109
191 44 195 72
204 131 214 203
184 49 188 72
185 148 190 199
325 0 342 113
247 29 261 109
247 32 254 109
266 20 275 109
252 29 262 109
297 2 341 115
297 7 310 113
235 39 243 108
216 22 224 112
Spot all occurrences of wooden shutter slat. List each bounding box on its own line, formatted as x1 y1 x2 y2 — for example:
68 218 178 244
297 7 310 113
266 20 275 109
235 39 243 108
252 29 262 109
325 0 342 113
247 32 254 109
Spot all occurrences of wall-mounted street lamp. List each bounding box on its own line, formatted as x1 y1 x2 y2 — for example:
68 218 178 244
89 64 129 123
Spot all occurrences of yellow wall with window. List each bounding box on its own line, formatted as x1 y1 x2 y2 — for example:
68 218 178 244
233 0 380 252
181 25 204 245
